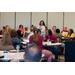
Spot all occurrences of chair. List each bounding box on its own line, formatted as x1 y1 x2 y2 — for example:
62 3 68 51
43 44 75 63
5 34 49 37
24 32 30 38
17 30 21 37
26 43 37 48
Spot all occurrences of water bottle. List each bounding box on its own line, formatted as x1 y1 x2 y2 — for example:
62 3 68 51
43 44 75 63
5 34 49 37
47 39 49 45
4 51 8 59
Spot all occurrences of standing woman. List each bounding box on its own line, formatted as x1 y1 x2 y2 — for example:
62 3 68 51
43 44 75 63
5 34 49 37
38 20 45 37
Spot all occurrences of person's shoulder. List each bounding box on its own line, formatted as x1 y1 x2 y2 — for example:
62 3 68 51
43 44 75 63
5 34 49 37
38 35 43 37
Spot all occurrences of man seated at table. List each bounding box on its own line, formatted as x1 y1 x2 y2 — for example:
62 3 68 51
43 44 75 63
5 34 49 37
61 27 68 34
51 26 56 34
61 27 68 36
23 27 30 37
10 45 42 62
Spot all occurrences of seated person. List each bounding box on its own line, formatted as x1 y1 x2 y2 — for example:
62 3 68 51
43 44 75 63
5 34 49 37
0 30 2 35
27 28 34 39
2 25 11 34
44 29 59 61
0 32 15 50
54 29 65 54
51 26 56 34
61 27 68 33
54 29 62 42
10 45 42 62
29 28 52 62
23 27 30 37
31 25 34 30
10 29 22 49
0 26 6 35
65 29 75 38
18 25 25 37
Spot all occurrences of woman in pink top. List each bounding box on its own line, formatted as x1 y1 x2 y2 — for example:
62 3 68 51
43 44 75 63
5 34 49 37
18 25 25 33
29 28 52 62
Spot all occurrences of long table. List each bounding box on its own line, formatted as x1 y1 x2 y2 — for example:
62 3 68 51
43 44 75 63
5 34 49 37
0 51 44 62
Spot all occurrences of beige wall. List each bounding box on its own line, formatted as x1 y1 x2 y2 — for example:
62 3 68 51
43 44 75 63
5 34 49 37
1 12 15 29
32 12 46 27
16 12 30 30
0 12 75 32
64 12 75 32
48 12 63 31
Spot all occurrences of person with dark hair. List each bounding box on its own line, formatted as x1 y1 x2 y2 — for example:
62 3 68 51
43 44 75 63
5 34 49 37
23 27 30 37
29 28 52 62
45 29 57 41
24 45 42 62
44 29 59 61
54 29 62 42
31 25 34 30
64 29 75 38
38 20 46 37
10 29 22 49
18 25 25 34
10 45 42 62
38 29 41 35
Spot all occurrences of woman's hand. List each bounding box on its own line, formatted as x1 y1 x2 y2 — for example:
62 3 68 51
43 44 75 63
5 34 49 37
43 37 46 41
10 58 19 62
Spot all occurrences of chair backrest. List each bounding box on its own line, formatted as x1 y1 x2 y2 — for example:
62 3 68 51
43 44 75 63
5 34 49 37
57 37 60 43
17 30 21 37
26 43 37 48
65 42 75 62
25 33 30 37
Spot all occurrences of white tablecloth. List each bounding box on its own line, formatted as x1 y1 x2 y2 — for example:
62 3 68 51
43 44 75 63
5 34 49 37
0 35 3 37
0 51 44 60
43 42 62 46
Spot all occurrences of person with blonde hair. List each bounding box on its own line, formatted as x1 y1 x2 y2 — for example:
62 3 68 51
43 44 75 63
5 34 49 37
29 28 52 62
51 26 56 34
0 32 15 50
2 25 11 34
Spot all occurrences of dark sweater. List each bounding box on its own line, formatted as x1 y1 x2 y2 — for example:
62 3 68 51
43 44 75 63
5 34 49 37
11 37 22 49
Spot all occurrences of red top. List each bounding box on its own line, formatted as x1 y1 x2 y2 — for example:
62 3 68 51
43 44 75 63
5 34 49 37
29 35 44 50
61 30 68 33
45 34 57 41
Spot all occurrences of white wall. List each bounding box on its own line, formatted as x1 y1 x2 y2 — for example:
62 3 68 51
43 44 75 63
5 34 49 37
64 12 75 32
0 12 75 33
48 12 63 31
1 12 15 29
16 12 30 30
32 12 47 27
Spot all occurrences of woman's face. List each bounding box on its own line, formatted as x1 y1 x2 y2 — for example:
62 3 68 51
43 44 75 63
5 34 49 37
68 29 71 34
40 21 43 25
46 30 48 36
20 26 22 29
6 26 10 30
